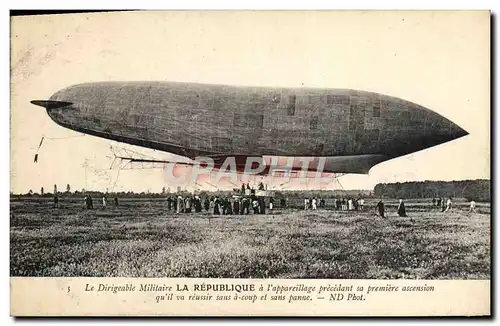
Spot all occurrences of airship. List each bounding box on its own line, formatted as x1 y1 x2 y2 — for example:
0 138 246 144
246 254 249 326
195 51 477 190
31 81 468 176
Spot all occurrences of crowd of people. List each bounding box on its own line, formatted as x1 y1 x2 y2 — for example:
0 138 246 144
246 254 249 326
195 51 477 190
51 181 275 215
164 194 272 215
375 197 477 219
431 197 476 213
299 196 465 220
82 194 119 210
432 197 454 212
303 197 368 211
52 190 479 217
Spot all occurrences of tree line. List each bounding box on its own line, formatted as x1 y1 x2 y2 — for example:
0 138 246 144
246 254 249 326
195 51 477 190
12 179 490 202
373 179 490 202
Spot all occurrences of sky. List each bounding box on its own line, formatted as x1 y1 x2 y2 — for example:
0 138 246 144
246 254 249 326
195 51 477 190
9 10 490 194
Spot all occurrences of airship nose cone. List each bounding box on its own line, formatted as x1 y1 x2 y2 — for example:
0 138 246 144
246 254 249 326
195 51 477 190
379 96 470 159
438 116 469 142
431 120 469 152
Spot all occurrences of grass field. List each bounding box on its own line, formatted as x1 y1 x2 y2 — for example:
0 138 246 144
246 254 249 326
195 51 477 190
10 198 490 279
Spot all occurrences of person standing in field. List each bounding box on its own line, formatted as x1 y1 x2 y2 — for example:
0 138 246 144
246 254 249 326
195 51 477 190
239 197 246 214
213 197 221 215
221 197 228 215
209 197 215 214
227 196 234 215
195 196 202 213
444 197 452 212
233 197 240 215
469 200 476 213
312 197 317 210
102 196 107 208
259 198 265 214
377 199 385 218
172 196 177 212
361 198 365 210
252 199 260 214
166 196 172 211
397 199 407 217
86 195 93 209
176 196 182 214
348 198 353 211
269 196 274 211
185 196 192 213
280 198 286 208
244 197 251 215
204 197 210 212
304 198 309 210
